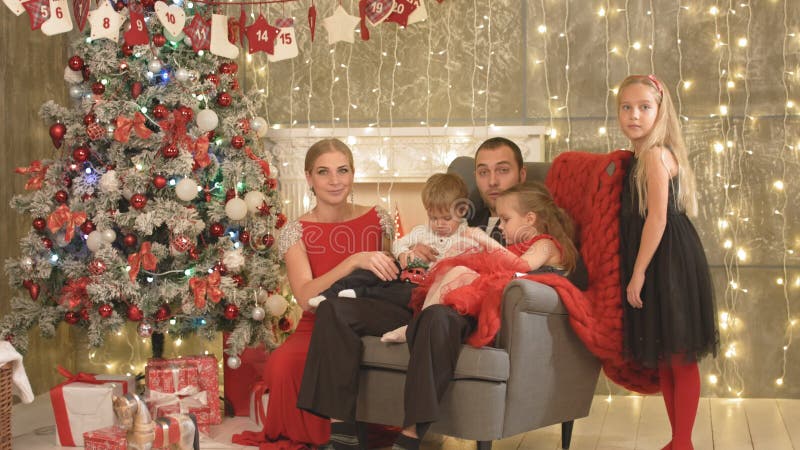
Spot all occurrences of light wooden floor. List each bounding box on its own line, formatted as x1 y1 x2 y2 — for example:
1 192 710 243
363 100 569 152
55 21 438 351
12 395 800 449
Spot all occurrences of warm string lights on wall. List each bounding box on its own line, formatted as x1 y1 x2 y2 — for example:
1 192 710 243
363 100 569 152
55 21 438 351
537 0 554 157
601 0 611 151
561 0 571 145
483 0 492 128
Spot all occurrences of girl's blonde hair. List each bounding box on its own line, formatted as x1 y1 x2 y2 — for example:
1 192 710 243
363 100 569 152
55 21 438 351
499 183 578 273
617 75 698 217
304 138 355 173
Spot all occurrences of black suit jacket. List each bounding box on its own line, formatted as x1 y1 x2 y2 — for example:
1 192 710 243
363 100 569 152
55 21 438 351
468 207 505 246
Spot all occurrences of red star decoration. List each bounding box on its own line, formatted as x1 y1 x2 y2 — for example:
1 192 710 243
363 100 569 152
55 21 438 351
385 0 417 27
23 0 50 30
246 14 280 55
183 13 211 52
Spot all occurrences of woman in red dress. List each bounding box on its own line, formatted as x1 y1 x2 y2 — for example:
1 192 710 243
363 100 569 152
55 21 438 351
233 139 397 449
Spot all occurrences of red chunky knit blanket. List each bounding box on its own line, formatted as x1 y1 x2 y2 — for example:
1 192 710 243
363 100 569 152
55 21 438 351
530 150 659 394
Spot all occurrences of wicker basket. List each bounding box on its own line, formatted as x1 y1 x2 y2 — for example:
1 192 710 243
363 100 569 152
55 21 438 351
0 363 12 450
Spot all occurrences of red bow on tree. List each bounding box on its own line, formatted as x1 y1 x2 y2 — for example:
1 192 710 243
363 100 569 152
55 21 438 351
128 242 158 283
189 271 223 309
59 277 91 309
114 112 153 143
47 205 88 243
244 146 270 177
15 161 50 190
158 110 191 150
191 134 211 168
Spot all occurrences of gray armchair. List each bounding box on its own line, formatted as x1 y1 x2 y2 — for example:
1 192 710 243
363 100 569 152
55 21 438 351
353 157 601 450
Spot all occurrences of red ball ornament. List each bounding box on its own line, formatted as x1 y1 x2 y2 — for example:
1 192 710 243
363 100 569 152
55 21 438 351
152 174 167 189
188 246 200 260
65 311 80 325
237 118 251 134
86 123 105 140
219 62 233 74
216 92 232 107
82 66 91 81
131 81 143 99
41 237 53 249
225 189 236 202
262 234 275 248
89 259 107 275
68 55 84 71
80 308 90 321
130 193 147 209
63 175 73 188
213 261 228 276
83 113 97 125
155 304 171 321
127 305 144 321
80 220 96 235
229 62 239 74
239 230 250 244
73 146 90 163
180 106 194 122
123 234 138 248
223 304 239 320
50 123 66 148
278 317 292 331
23 281 40 300
266 178 278 190
152 104 169 120
54 190 68 204
98 303 113 318
153 34 166 47
230 135 245 149
32 218 47 231
92 82 105 95
275 213 287 229
161 143 179 158
121 44 134 57
231 274 245 287
172 235 192 253
205 73 220 86
210 223 225 237
140 0 154 7
230 77 240 91
114 0 124 11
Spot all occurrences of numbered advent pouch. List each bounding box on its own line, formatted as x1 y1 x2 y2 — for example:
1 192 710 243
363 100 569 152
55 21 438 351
268 17 298 62
41 0 73 36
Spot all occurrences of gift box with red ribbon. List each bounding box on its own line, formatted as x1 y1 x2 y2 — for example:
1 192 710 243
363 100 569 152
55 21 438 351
145 355 220 430
49 366 135 447
223 332 268 416
83 425 128 450
249 381 269 425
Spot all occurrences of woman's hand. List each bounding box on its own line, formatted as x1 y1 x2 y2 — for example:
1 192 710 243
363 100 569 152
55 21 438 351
351 251 399 281
626 272 645 308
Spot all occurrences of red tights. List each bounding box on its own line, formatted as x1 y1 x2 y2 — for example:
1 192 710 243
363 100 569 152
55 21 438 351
658 355 699 450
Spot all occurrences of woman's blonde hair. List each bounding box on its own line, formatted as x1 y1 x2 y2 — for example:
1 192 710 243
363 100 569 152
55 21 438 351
421 173 469 217
498 182 578 273
304 138 355 173
617 75 698 217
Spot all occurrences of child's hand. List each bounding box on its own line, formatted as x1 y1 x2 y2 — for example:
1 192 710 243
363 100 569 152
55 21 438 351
626 272 645 308
409 244 438 264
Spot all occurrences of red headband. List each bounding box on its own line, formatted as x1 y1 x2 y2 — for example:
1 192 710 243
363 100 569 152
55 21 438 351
646 74 663 96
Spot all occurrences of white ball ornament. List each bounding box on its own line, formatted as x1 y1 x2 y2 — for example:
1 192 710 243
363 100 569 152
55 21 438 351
86 231 105 252
175 68 191 82
222 249 245 273
251 306 266 321
196 109 219 132
101 229 117 243
148 60 163 73
226 355 242 369
251 117 268 137
175 178 199 201
225 198 248 220
69 86 84 99
21 257 34 271
137 321 154 337
64 66 84 84
243 191 267 214
265 294 288 317
99 170 120 193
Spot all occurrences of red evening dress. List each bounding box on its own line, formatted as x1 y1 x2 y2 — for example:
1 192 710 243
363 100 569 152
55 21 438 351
410 235 562 347
233 206 389 450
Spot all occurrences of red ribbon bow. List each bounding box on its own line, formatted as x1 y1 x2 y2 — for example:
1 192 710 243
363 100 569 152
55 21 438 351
15 160 50 190
114 112 153 143
47 205 88 243
244 146 271 177
189 271 223 309
159 110 191 149
191 134 211 168
128 242 158 283
58 277 91 309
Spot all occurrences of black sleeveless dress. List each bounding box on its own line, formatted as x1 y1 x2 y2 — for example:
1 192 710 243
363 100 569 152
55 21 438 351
620 157 719 368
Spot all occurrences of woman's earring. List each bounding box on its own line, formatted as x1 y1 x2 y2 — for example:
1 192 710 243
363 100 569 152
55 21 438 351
350 190 354 204
309 186 315 197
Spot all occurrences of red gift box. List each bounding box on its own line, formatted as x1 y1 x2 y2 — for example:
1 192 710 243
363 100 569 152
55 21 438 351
145 361 199 394
83 426 127 450
223 332 268 416
146 356 221 427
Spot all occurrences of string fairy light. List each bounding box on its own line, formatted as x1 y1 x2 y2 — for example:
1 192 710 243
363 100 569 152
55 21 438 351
483 0 493 127
624 0 631 74
602 0 611 151
675 1 685 120
648 0 655 73
538 0 554 158
562 0 571 144
471 0 478 126
444 0 453 128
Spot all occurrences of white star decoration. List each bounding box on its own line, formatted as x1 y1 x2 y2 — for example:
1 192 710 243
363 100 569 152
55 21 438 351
323 5 360 44
88 1 123 43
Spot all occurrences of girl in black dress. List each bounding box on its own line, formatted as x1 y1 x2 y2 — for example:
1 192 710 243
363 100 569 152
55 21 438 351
617 74 718 450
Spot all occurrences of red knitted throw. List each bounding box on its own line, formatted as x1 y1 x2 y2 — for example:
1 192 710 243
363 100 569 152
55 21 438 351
534 150 659 394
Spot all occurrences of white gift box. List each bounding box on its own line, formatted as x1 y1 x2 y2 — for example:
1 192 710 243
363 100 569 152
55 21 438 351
249 389 269 425
50 373 135 447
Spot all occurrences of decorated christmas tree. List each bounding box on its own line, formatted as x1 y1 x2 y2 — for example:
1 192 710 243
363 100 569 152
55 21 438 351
0 0 299 363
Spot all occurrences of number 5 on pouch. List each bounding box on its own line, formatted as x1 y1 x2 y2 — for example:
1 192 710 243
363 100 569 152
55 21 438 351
268 17 298 62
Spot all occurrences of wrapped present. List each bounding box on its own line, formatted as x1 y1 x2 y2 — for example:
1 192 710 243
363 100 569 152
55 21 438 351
83 425 127 450
49 366 135 447
223 333 268 416
249 382 269 425
146 355 220 427
145 361 199 394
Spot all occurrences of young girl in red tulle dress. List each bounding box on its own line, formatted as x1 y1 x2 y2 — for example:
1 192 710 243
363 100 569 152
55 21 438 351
381 182 579 347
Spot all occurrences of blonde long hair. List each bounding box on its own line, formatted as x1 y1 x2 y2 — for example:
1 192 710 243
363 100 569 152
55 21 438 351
618 75 698 217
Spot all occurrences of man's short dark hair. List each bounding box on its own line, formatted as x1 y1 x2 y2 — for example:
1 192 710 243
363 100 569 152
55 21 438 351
475 137 524 169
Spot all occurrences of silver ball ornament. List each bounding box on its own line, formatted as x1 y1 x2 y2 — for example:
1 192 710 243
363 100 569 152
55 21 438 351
69 86 84 99
101 229 117 243
175 68 191 82
251 117 268 137
21 257 34 271
148 60 163 73
251 306 266 321
137 321 154 337
226 355 242 369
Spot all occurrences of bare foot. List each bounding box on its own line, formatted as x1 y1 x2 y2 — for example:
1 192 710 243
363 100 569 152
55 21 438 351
381 325 408 343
